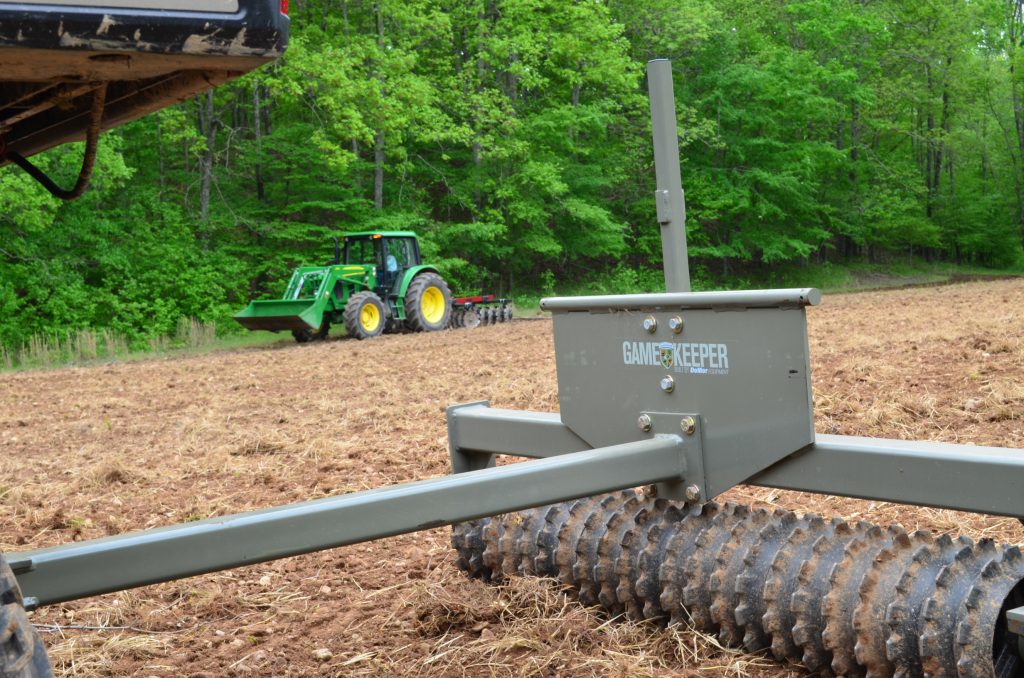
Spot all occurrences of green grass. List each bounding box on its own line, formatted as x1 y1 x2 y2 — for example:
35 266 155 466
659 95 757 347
4 260 1021 372
759 260 1024 294
525 259 1024 306
1 320 289 372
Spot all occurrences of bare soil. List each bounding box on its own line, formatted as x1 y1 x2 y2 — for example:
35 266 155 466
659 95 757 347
2 279 1023 677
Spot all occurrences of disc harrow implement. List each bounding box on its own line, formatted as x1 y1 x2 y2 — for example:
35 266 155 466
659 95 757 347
452 489 1024 677
450 294 511 330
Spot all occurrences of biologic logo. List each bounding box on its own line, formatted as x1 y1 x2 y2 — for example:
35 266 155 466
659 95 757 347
622 340 730 376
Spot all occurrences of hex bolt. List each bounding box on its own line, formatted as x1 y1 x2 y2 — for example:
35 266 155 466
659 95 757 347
668 315 684 334
643 316 658 333
680 416 696 435
659 375 675 393
637 414 653 432
685 484 701 502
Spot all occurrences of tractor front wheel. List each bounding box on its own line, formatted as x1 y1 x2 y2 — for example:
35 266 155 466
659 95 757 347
291 319 330 344
404 273 452 332
344 292 386 340
1 551 54 678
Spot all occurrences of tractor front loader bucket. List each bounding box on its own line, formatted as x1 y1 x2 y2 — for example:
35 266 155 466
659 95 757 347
233 299 326 332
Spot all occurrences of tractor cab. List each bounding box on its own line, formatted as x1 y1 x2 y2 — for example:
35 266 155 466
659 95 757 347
342 231 422 302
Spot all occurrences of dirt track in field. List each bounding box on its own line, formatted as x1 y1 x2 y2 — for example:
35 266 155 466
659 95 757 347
2 279 1024 677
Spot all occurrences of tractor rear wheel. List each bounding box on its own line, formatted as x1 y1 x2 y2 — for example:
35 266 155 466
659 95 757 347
404 273 452 332
344 291 386 340
1 551 53 678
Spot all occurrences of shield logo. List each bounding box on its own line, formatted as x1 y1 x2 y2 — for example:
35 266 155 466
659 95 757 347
657 342 675 369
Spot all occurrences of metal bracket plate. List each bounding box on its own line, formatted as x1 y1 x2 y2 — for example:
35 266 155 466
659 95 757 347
641 411 706 502
654 189 672 224
447 400 494 473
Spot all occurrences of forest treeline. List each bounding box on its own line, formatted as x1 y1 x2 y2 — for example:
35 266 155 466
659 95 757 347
4 0 1024 347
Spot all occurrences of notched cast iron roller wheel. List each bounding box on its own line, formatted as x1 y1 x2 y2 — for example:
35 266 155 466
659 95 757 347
453 489 1024 678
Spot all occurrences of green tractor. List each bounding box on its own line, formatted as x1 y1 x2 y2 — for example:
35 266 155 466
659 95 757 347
234 231 452 341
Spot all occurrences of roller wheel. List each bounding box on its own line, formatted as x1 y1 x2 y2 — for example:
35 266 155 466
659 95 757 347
462 309 481 329
1 552 53 677
404 273 452 332
343 291 386 340
454 492 1024 678
291 319 330 343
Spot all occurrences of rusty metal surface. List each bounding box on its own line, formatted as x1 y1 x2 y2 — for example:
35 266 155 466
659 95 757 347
0 2 286 59
0 0 288 161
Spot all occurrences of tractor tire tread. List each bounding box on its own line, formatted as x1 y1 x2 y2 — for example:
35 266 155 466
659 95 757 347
404 273 452 332
343 291 386 341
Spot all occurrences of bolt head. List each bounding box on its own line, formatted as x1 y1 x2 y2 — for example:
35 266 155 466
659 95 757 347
681 416 696 435
669 316 684 334
659 375 675 393
685 484 701 502
637 414 653 432
643 316 658 333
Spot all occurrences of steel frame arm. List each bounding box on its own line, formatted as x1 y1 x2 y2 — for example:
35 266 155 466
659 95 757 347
447 404 1024 518
11 435 686 609
748 434 1024 518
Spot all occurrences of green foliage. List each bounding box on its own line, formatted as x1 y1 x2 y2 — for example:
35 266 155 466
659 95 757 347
4 0 1024 351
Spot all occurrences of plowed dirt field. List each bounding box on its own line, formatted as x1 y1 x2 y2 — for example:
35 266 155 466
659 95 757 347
2 279 1023 676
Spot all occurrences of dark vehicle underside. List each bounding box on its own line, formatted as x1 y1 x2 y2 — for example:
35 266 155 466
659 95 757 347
0 1 288 165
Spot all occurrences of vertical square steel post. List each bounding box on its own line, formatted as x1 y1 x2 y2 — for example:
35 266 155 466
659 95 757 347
647 59 690 293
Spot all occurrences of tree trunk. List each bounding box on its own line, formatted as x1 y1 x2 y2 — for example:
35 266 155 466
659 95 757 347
352 139 361 191
156 115 165 191
374 131 385 210
472 36 487 214
1009 1 1024 242
320 0 331 32
373 3 385 211
253 85 264 202
925 65 935 219
931 57 952 221
198 90 216 224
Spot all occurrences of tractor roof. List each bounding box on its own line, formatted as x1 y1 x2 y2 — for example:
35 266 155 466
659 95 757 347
343 231 419 239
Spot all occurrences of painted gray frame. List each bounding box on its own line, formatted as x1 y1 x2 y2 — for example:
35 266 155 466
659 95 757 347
12 435 688 609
